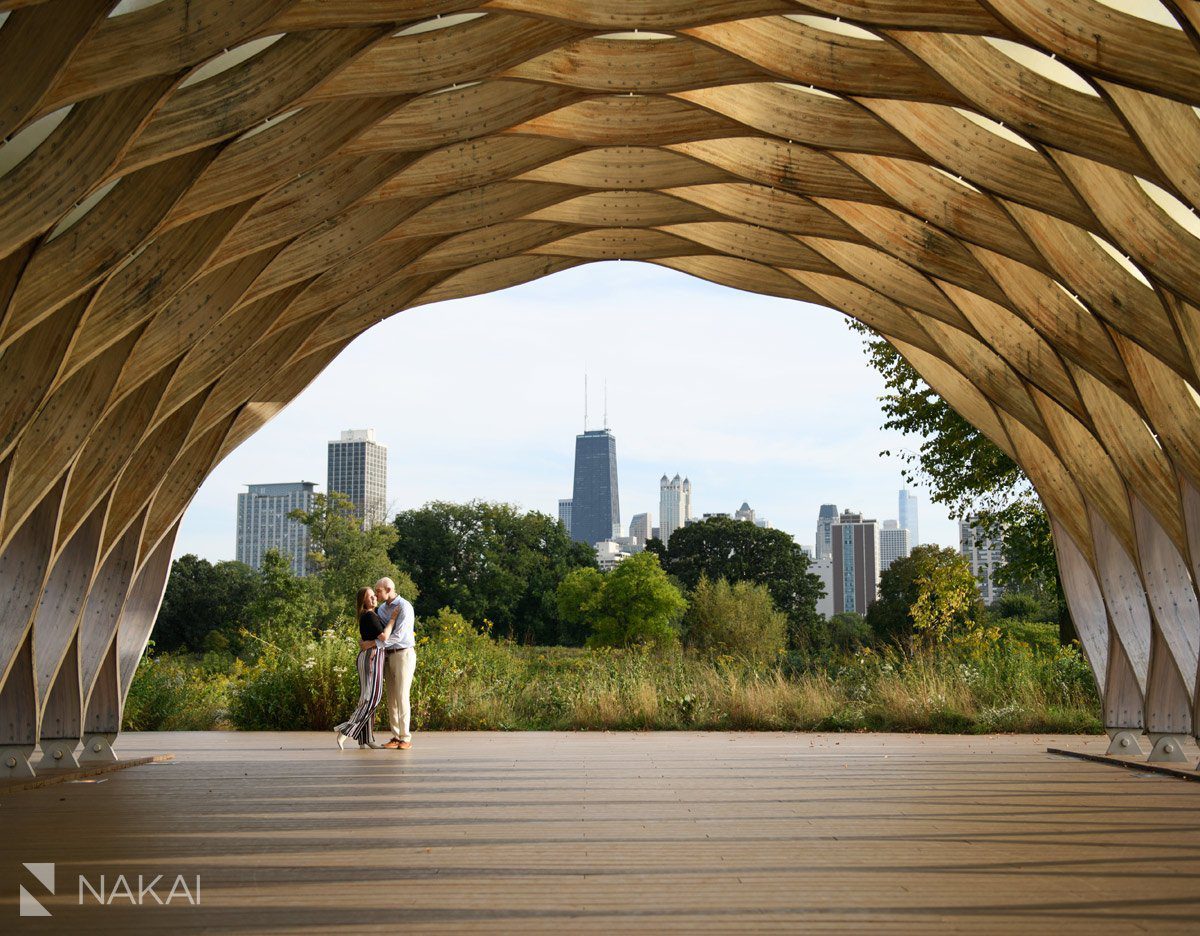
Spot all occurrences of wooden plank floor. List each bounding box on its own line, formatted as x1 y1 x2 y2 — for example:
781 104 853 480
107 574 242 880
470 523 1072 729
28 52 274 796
2 732 1199 933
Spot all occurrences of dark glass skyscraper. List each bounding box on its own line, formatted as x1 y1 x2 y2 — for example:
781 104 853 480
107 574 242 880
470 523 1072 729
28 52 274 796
570 429 620 546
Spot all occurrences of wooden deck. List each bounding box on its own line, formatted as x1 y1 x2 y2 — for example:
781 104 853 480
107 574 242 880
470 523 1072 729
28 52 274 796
2 732 1198 933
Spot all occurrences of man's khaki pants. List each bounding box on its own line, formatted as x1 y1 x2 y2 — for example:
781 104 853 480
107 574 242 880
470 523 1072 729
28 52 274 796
385 647 416 742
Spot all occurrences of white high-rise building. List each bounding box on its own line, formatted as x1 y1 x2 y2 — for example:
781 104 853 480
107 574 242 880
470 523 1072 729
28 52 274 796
960 515 1005 605
236 481 317 576
558 499 573 537
815 504 838 559
899 489 918 546
812 555 834 620
879 519 911 572
327 429 387 528
659 474 692 546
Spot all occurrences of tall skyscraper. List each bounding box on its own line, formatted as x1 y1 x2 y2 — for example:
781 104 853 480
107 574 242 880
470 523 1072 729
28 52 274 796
815 504 838 559
899 489 918 546
659 474 691 546
558 499 573 537
960 515 1005 605
831 510 880 615
327 429 387 528
879 519 911 572
629 512 651 543
570 428 620 546
236 481 317 575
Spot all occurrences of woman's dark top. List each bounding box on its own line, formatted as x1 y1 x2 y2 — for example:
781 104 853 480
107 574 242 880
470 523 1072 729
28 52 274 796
359 611 384 643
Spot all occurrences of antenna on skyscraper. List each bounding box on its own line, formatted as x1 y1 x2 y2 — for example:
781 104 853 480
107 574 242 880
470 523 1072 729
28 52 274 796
584 372 588 431
603 379 608 429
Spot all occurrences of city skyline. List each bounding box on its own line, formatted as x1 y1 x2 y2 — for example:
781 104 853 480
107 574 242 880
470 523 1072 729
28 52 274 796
174 263 960 561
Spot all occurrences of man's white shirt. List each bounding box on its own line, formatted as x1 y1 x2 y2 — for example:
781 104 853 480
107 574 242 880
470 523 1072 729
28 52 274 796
376 596 415 649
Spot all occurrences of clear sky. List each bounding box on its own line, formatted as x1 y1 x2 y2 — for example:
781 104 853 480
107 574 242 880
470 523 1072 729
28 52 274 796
175 261 958 560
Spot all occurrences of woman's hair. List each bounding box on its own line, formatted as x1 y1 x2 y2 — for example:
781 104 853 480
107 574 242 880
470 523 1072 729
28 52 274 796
355 586 373 616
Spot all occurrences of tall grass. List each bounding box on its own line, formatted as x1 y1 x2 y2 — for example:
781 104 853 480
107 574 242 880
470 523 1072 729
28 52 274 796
124 625 1101 734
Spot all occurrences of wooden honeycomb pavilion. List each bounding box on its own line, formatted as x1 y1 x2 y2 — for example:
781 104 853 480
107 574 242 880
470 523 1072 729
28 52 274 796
2 0 1200 774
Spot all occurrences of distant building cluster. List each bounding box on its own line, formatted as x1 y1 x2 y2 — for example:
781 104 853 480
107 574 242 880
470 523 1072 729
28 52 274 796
553 419 963 610
235 428 388 576
559 417 783 571
811 489 923 617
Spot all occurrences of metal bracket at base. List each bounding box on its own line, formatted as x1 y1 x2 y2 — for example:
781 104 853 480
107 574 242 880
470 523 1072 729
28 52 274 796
1147 734 1191 764
38 739 81 769
1105 729 1144 756
0 747 37 778
79 734 118 764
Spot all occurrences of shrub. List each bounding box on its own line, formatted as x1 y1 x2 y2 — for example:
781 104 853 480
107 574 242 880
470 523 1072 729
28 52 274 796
123 652 232 730
229 625 360 731
412 609 521 728
824 612 873 652
993 591 1042 620
682 576 787 662
999 618 1062 654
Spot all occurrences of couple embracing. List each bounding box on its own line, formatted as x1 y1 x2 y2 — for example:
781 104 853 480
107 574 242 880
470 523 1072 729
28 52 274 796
335 577 416 750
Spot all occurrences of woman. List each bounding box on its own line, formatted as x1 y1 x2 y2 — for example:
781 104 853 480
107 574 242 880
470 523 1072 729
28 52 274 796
334 587 400 749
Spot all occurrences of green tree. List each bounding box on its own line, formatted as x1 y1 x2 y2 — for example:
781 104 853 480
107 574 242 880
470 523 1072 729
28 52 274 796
155 554 257 652
868 545 987 653
983 500 1059 616
911 558 995 653
852 325 1070 641
682 576 787 662
244 550 319 645
650 515 823 649
291 492 414 629
555 552 686 649
555 566 606 646
390 501 597 643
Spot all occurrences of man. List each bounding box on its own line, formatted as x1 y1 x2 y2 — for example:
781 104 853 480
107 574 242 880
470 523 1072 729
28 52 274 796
373 577 416 750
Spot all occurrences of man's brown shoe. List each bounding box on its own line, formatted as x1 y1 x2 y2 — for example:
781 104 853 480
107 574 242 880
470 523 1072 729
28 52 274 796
383 739 402 749
397 741 412 750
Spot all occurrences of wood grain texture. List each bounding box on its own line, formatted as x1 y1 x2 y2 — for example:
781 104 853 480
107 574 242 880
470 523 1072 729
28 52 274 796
0 732 1197 931
1 2 1199 748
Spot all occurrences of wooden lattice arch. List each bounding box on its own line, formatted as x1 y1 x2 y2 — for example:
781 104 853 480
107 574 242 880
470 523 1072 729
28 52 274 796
2 0 1200 770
